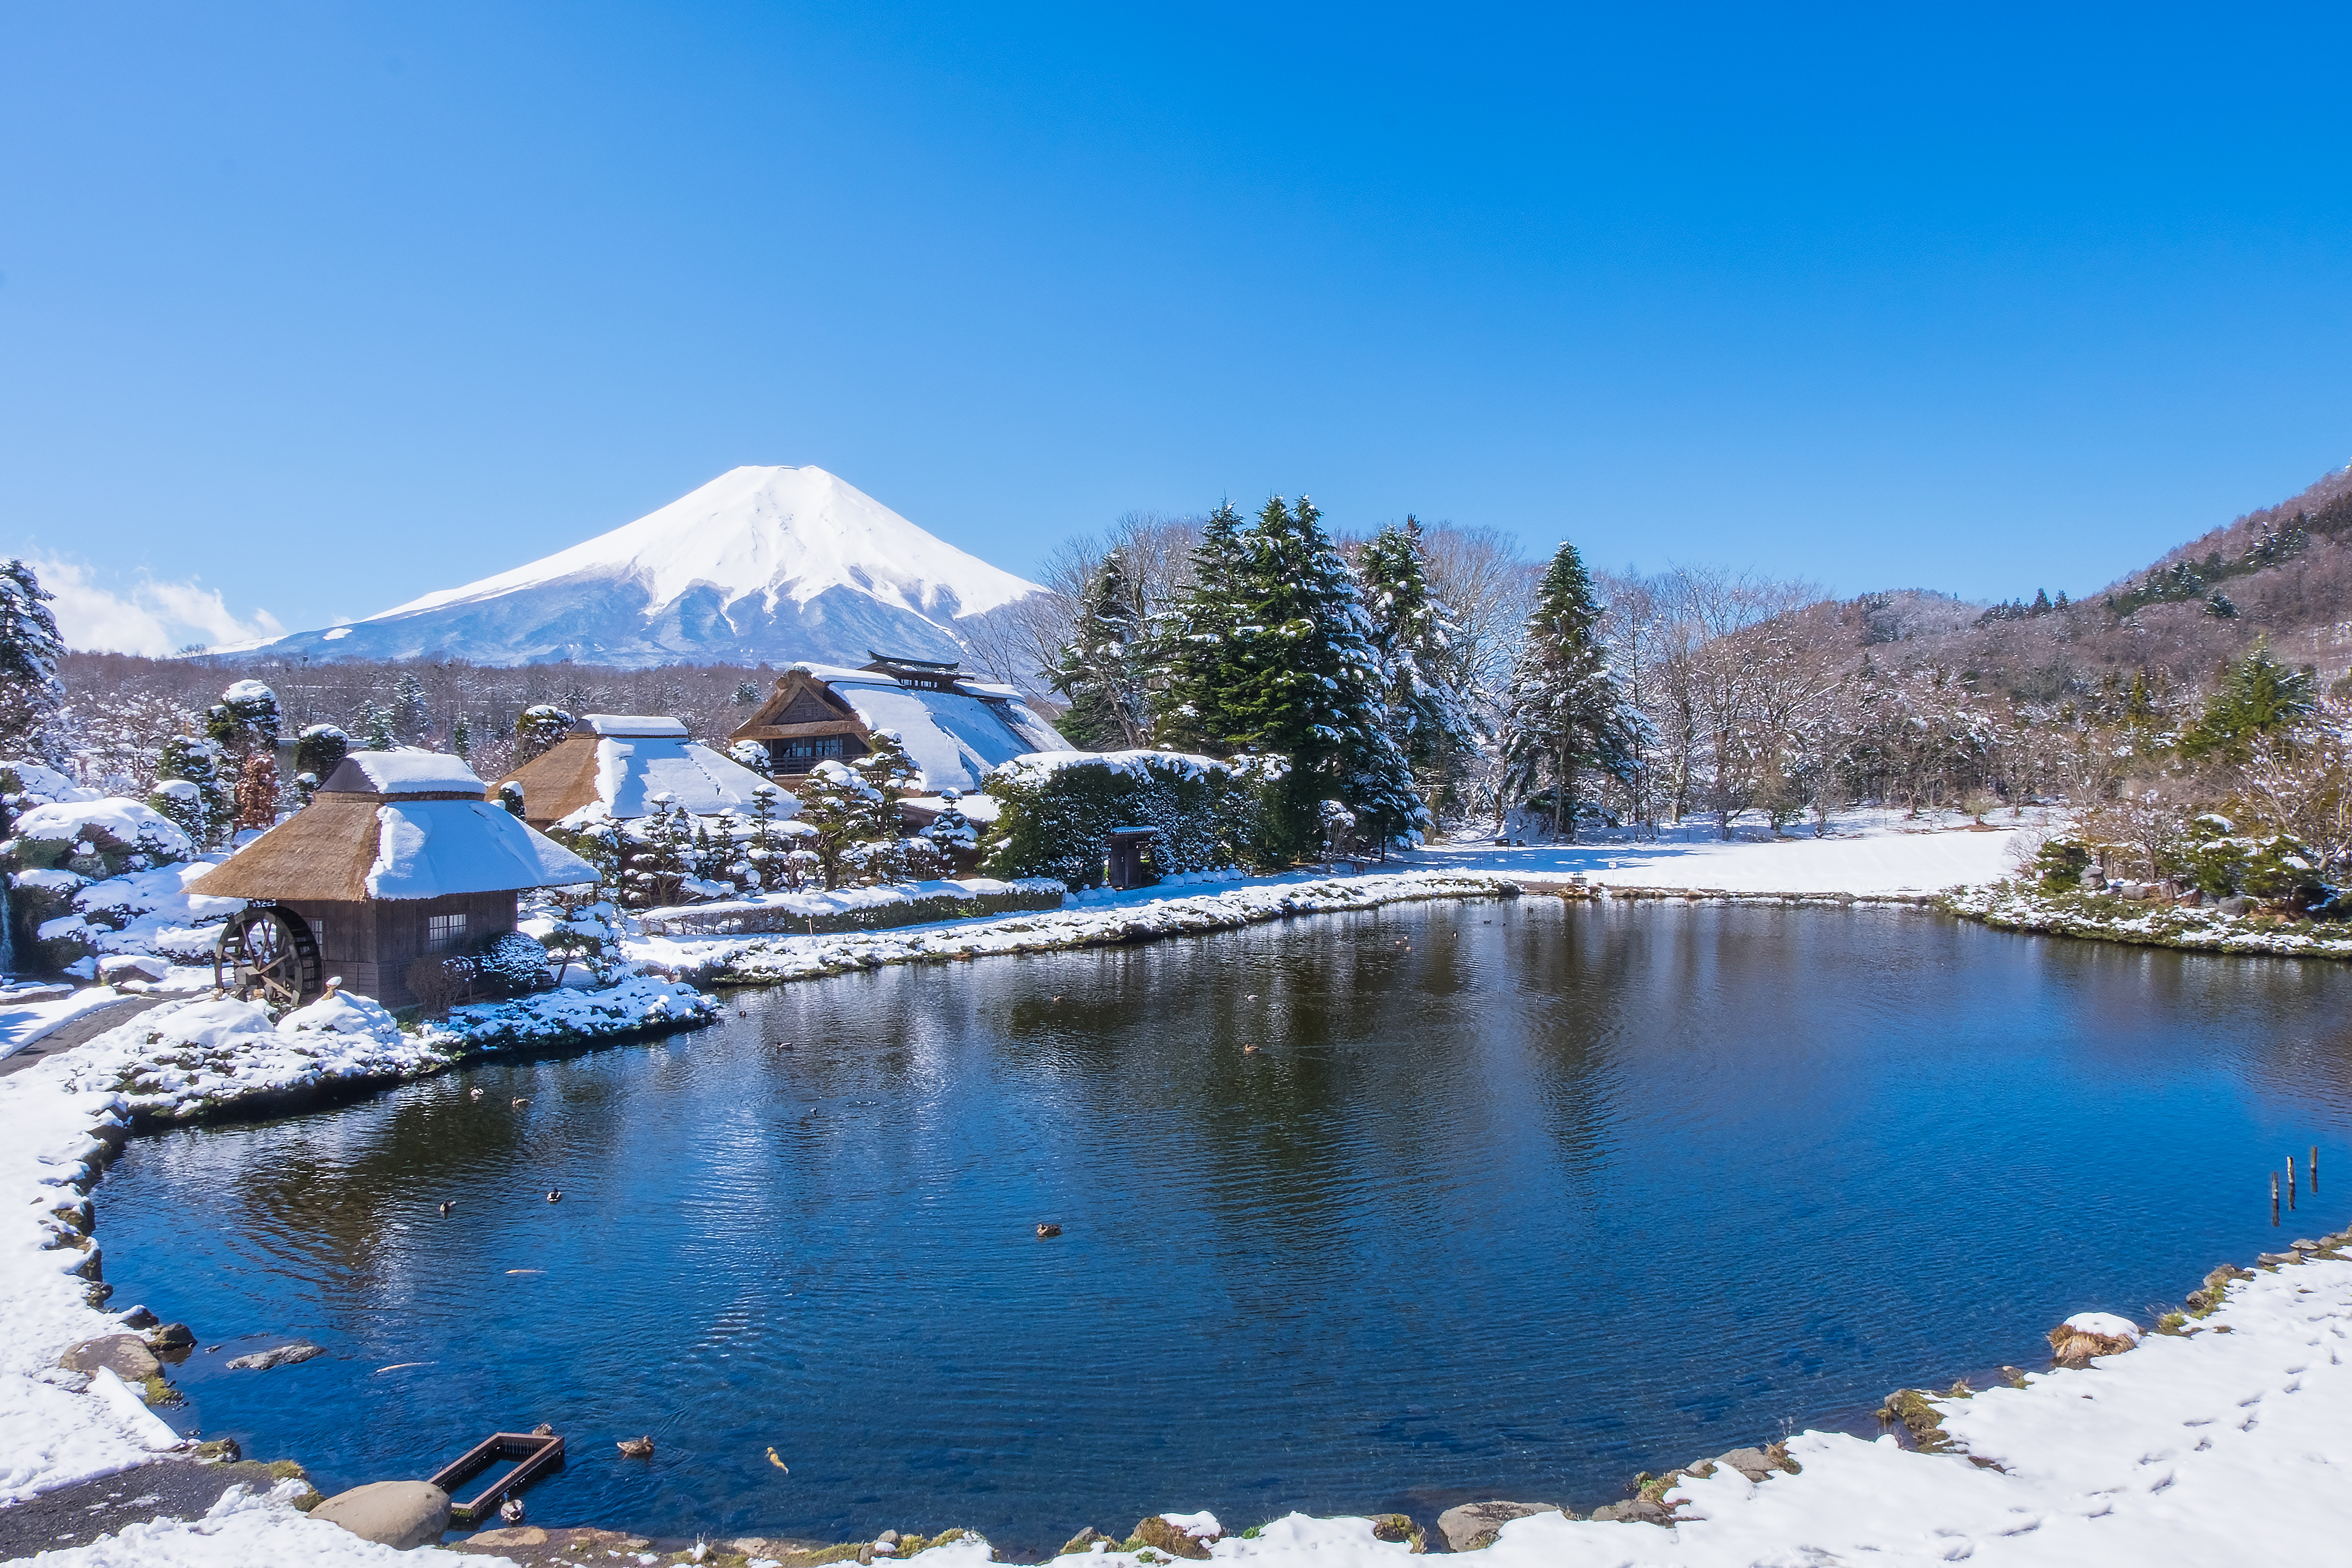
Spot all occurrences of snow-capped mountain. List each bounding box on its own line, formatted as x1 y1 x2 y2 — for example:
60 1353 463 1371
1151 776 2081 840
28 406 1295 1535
216 466 1041 669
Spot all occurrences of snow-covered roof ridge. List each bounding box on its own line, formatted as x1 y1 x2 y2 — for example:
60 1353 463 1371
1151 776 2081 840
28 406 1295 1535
578 714 689 737
318 751 485 795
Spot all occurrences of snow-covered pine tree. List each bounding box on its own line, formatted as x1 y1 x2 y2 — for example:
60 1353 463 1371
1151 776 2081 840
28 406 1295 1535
0 560 67 762
1151 502 1250 753
1046 548 1151 749
391 674 427 744
796 759 889 890
857 728 922 805
1358 516 1481 821
744 783 785 889
451 712 471 758
734 680 762 706
1223 496 1426 856
295 724 349 780
620 793 693 908
513 705 574 764
205 681 282 761
152 735 233 847
361 704 396 751
1503 541 1635 840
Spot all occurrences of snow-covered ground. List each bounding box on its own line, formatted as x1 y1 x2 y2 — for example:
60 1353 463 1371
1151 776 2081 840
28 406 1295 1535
0 985 136 1061
1416 806 2034 894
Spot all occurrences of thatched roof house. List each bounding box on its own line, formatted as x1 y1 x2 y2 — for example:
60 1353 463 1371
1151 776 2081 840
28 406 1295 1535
490 713 786 831
189 751 595 1009
731 655 1070 793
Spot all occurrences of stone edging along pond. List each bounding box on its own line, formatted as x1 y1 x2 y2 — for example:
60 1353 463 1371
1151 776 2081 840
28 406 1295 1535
16 871 2349 1563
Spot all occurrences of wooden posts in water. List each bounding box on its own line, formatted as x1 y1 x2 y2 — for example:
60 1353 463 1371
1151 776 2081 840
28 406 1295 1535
2314 1144 2322 1194
2272 1170 2281 1225
2289 1153 2298 1210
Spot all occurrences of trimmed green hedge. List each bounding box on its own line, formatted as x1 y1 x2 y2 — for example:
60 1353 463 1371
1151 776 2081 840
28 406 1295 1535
981 751 1276 888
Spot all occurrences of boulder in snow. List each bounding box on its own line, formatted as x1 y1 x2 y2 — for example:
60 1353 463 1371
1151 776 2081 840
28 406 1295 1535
310 1480 452 1549
60 1333 161 1383
1438 1501 1565 1551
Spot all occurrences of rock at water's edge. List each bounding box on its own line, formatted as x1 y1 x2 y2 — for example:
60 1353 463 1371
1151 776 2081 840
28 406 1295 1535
61 1334 160 1382
1436 1501 1564 1551
311 1480 451 1550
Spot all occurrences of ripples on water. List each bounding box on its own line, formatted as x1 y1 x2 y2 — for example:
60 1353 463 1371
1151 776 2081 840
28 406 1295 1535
100 901 2352 1552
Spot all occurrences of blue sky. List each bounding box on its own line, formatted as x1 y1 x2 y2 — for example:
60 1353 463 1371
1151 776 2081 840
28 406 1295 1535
4 3 2351 650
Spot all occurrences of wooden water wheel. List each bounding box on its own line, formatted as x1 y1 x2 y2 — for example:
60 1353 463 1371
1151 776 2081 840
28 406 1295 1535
214 905 322 1011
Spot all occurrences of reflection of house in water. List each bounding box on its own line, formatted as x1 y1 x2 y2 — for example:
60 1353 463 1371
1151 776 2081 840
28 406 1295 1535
186 752 596 1009
490 714 786 831
731 653 1071 794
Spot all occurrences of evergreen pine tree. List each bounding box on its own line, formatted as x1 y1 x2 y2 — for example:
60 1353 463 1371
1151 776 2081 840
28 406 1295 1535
1046 548 1151 748
513 705 574 764
1221 496 1425 855
1357 516 1480 820
744 783 785 889
205 681 282 761
295 724 350 779
796 759 889 890
1503 541 1634 840
391 674 427 744
362 704 396 751
0 560 67 761
2180 643 2319 760
1151 502 1250 753
452 712 471 757
152 736 233 847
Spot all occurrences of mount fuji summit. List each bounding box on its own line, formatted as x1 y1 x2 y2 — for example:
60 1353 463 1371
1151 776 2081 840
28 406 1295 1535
220 466 1045 669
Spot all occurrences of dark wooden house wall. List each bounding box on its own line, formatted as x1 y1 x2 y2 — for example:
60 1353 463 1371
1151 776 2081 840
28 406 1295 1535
282 890 521 1010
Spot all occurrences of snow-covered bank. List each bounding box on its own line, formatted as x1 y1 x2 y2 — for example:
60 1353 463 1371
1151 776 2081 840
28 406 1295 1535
634 870 1516 985
1416 807 2029 895
1946 882 2352 959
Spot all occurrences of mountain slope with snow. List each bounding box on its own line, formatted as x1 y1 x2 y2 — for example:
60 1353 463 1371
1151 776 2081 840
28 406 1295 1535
219 466 1041 669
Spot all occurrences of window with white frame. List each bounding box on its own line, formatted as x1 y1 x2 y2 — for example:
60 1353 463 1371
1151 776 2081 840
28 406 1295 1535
426 913 467 953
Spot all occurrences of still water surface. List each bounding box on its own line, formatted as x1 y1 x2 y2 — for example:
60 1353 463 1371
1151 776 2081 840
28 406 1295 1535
100 901 2352 1551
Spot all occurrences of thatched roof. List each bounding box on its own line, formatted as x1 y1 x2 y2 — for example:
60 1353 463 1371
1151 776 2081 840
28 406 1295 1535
492 715 786 829
731 664 1071 794
189 750 596 903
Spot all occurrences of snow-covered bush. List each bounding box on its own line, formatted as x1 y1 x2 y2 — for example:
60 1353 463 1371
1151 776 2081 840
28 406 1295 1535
514 704 574 764
151 735 232 847
729 739 770 769
294 723 349 780
476 931 552 996
982 750 1273 888
537 887 624 984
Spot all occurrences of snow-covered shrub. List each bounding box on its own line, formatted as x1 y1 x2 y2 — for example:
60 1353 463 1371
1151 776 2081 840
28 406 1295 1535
405 954 476 1017
152 735 232 847
294 723 349 780
496 779 526 817
476 931 551 997
205 680 282 758
982 750 1272 888
514 704 574 764
2029 835 2094 894
729 739 770 769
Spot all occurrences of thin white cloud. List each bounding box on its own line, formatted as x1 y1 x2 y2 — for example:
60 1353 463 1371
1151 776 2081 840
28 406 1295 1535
25 555 284 657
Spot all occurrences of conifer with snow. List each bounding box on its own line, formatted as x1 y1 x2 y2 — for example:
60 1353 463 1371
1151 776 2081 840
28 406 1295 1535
205 681 282 760
1503 541 1636 840
1358 516 1481 818
0 560 67 762
1047 548 1152 748
150 735 233 848
514 705 574 765
796 758 890 890
1152 502 1250 753
1222 496 1426 854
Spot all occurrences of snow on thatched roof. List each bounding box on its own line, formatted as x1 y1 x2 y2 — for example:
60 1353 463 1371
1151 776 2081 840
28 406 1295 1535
494 719 787 829
785 662 1072 793
578 713 688 737
189 751 595 903
318 750 487 796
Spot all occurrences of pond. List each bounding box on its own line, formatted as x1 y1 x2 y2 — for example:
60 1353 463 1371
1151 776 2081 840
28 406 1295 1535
98 899 2352 1556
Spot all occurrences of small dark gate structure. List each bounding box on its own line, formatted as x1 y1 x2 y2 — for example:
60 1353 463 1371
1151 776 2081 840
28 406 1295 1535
427 1430 565 1524
187 752 598 1010
1105 826 1160 891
